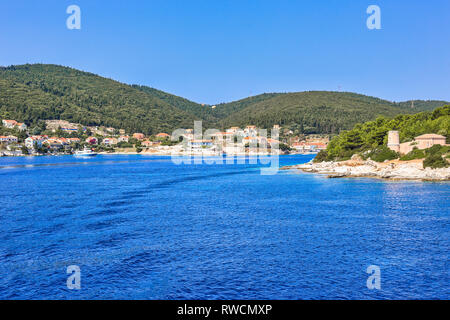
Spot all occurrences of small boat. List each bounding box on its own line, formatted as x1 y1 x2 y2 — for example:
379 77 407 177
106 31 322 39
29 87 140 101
74 147 97 157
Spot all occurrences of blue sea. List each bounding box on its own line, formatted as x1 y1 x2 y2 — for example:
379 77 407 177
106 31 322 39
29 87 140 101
0 154 448 300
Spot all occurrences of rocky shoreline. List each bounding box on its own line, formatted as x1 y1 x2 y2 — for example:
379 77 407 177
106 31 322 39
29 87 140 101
282 156 450 181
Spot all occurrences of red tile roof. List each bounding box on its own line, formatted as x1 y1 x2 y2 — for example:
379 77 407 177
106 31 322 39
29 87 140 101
415 134 446 140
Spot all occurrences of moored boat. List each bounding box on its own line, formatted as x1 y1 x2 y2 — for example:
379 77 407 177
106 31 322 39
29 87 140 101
74 147 97 157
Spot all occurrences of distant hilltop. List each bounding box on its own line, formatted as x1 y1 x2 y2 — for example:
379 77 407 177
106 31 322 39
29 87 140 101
0 64 448 135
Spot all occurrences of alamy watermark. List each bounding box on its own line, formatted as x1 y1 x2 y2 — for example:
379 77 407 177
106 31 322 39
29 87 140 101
66 265 81 290
366 265 381 290
366 5 381 30
65 5 380 31
66 5 81 30
168 121 280 175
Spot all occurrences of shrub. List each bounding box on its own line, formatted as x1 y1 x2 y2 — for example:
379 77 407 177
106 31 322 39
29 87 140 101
423 153 448 169
117 141 133 148
279 143 292 152
400 148 425 161
313 150 329 163
366 146 399 162
425 144 450 156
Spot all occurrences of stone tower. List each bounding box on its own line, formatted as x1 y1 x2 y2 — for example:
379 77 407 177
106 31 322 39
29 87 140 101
387 131 400 152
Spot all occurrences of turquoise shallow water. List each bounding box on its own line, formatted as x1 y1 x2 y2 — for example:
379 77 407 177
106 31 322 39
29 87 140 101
0 154 448 299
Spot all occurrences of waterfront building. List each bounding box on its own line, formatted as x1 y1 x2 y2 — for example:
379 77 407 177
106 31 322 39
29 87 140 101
292 141 327 153
25 136 46 149
188 139 213 149
142 140 154 147
387 131 448 154
226 127 241 134
244 126 258 137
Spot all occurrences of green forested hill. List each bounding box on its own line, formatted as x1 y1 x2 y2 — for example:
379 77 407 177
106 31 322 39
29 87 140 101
0 64 448 135
132 84 217 126
395 100 449 112
217 91 449 134
0 64 198 134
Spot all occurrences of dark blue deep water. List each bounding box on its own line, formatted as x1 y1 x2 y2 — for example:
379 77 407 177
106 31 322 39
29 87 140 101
0 154 448 300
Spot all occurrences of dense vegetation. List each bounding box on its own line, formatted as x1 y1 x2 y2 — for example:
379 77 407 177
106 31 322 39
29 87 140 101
396 100 449 112
0 64 448 136
218 92 448 134
132 85 217 126
315 105 450 165
422 145 450 168
0 64 198 135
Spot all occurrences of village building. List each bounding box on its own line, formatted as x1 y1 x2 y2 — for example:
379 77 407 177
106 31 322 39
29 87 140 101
0 135 18 144
45 120 80 133
387 131 448 154
267 138 281 146
103 138 118 146
2 120 17 129
211 132 235 141
46 138 64 150
242 136 260 146
292 141 327 153
133 133 145 140
188 139 213 149
226 127 242 134
156 133 170 139
1 119 26 130
67 138 81 144
61 127 78 133
51 137 68 145
141 140 155 148
244 125 258 137
16 123 28 131
242 136 274 148
25 136 46 149
118 135 129 143
182 133 194 141
85 137 99 145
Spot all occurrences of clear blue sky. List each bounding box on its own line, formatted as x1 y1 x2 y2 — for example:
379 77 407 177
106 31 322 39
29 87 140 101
0 0 449 104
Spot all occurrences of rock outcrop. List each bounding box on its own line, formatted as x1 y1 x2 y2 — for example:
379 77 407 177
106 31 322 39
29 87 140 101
283 158 450 181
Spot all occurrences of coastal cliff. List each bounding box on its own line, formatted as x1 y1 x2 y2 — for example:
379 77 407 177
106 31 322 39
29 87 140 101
283 156 450 181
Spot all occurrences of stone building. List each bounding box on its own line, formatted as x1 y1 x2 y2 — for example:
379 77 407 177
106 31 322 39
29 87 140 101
387 131 448 155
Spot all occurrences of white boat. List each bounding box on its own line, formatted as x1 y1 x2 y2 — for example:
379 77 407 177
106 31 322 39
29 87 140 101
74 147 97 157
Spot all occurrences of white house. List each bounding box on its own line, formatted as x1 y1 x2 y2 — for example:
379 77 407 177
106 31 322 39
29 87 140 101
244 125 258 137
188 139 213 149
2 120 17 129
103 138 118 146
7 135 18 143
25 136 46 149
16 123 27 131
